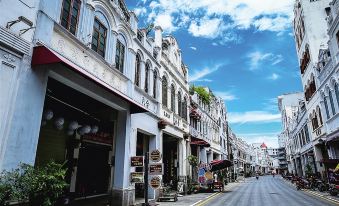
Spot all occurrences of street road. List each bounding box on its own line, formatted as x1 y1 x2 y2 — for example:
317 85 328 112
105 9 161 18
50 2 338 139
205 176 337 206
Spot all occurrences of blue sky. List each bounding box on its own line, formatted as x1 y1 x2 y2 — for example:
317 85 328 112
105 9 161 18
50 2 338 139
125 0 302 147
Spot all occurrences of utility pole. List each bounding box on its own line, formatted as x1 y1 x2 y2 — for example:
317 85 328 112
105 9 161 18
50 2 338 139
144 152 149 206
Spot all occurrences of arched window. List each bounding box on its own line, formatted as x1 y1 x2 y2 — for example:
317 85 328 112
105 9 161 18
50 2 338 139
153 70 157 98
135 54 141 86
178 92 182 116
91 18 107 57
329 90 336 115
162 76 168 107
145 63 150 93
115 35 126 73
317 106 323 125
335 82 339 107
183 96 187 120
324 95 330 119
171 85 175 112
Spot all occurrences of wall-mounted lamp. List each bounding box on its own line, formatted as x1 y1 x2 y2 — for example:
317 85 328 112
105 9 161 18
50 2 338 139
6 16 35 36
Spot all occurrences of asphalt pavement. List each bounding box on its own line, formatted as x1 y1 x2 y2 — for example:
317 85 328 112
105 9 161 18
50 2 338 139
204 176 338 206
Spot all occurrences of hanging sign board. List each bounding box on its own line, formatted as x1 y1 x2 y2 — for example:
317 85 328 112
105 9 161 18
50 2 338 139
131 156 144 167
130 172 144 183
149 176 161 189
150 150 162 162
149 163 163 175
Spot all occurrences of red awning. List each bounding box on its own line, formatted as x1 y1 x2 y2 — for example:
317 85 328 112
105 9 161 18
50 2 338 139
190 137 210 147
31 46 147 114
210 159 233 171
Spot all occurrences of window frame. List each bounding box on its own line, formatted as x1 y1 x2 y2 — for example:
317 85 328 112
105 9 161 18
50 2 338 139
162 76 168 107
145 63 150 93
60 0 81 35
91 17 107 58
135 54 141 87
153 70 157 99
115 39 125 73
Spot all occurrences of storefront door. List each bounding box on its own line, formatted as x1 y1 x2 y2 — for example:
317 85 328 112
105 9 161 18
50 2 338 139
76 142 111 196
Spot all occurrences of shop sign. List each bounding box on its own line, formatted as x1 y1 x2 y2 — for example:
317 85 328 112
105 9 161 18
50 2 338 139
198 168 206 184
83 133 113 144
149 176 161 189
130 172 144 183
141 97 150 108
199 163 211 171
205 171 214 184
150 150 162 162
131 156 144 167
149 163 163 175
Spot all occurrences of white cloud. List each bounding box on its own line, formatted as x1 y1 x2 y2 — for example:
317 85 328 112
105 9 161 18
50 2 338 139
134 7 147 17
214 91 238 101
139 0 294 42
239 133 279 148
154 14 177 32
228 111 281 124
194 78 213 82
190 46 197 50
248 51 284 70
267 73 280 80
188 18 223 38
189 64 224 82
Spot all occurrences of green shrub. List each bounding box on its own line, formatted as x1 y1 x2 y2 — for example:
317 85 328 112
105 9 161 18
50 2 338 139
0 161 68 206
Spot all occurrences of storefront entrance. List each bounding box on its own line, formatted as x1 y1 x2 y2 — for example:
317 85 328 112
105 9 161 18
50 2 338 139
35 78 117 198
135 132 150 198
76 142 111 196
163 134 178 189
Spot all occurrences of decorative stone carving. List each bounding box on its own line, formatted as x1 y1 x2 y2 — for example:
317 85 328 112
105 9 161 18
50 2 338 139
3 54 15 63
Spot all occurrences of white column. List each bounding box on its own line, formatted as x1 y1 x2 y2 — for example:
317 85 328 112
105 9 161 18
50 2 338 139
113 110 131 189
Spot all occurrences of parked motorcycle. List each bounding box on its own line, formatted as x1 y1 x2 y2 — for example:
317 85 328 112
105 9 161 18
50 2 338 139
296 178 310 190
317 180 329 192
329 184 339 196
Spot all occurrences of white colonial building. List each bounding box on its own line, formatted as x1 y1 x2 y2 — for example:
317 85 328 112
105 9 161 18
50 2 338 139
0 0 190 205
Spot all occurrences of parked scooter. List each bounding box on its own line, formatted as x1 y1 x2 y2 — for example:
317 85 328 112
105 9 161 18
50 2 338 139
329 184 339 196
317 180 329 192
296 177 310 190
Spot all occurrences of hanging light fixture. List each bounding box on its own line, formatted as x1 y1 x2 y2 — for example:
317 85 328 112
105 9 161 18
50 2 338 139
43 109 54 120
54 117 65 130
91 125 99 133
68 121 79 130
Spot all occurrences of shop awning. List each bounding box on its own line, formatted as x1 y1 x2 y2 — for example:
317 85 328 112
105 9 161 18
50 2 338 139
210 160 233 172
31 46 148 114
190 137 210 147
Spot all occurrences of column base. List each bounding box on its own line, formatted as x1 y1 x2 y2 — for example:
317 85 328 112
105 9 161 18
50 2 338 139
111 188 135 206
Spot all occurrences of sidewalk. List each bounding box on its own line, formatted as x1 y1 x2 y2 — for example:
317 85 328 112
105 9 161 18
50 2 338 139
156 182 241 206
282 177 339 205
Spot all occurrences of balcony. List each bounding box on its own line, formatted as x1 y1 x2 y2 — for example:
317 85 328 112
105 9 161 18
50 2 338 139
318 57 333 84
312 125 325 140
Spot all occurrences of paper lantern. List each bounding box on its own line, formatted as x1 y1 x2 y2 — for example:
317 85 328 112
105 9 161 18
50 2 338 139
68 121 79 130
91 125 99 133
43 109 53 120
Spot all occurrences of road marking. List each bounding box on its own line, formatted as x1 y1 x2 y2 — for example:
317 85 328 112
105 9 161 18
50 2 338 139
190 192 220 206
194 192 222 206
